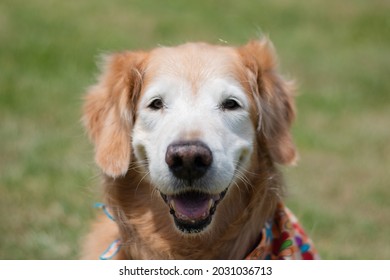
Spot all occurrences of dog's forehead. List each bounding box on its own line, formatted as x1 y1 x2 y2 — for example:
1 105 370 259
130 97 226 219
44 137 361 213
144 43 243 90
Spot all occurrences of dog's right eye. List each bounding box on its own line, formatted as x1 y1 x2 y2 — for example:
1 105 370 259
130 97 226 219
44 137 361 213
148 98 164 110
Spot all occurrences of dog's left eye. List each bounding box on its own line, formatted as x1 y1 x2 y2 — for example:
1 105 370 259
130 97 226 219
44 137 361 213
221 98 241 111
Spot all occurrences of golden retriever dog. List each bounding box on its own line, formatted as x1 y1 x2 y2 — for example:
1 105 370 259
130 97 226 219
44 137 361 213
81 38 318 260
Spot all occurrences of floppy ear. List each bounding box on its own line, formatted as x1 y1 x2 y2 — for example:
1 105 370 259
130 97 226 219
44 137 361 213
83 52 147 177
238 39 297 165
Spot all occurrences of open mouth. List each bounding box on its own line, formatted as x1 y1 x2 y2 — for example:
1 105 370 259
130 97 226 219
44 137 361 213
160 189 227 233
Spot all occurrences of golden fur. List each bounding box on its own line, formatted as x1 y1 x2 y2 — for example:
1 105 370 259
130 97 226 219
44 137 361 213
81 38 296 259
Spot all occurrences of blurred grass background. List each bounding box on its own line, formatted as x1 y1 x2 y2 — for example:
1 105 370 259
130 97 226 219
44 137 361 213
1 0 389 259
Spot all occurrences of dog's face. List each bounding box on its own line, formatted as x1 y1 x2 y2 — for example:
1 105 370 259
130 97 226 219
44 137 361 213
83 39 296 234
132 45 255 232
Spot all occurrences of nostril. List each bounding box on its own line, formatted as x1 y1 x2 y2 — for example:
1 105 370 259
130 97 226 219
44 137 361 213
171 155 183 169
166 151 176 169
194 153 212 168
194 156 204 167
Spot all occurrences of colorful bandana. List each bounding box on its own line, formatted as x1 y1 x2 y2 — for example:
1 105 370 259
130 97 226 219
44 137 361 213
245 203 319 260
94 203 122 260
97 202 319 260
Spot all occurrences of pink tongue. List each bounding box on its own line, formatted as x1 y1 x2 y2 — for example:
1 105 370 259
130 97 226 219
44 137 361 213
172 193 211 220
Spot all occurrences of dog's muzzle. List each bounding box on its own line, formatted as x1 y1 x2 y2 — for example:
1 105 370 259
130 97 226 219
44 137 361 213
161 140 226 233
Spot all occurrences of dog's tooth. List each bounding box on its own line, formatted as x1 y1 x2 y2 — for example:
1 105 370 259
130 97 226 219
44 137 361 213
176 212 189 221
208 198 213 209
170 200 176 210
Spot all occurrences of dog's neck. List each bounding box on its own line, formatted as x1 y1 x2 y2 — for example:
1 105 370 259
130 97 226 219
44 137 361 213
104 163 281 260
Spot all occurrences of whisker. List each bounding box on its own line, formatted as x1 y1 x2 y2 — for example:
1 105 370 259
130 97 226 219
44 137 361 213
134 170 151 193
150 187 162 201
126 160 150 174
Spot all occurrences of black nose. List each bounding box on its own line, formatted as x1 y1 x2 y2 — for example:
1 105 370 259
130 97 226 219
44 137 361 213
165 141 213 182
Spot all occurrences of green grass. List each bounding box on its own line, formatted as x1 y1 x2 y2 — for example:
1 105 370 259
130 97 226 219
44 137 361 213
1 0 389 259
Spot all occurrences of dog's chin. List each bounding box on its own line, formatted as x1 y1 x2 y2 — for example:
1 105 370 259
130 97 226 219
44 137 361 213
160 189 227 234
